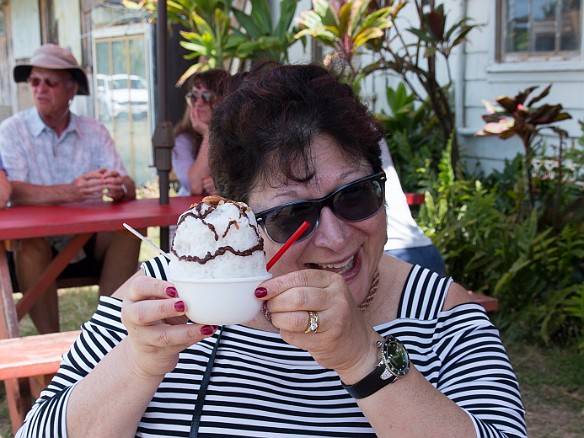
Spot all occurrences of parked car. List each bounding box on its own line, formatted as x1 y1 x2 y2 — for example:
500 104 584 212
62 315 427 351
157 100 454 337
96 74 149 120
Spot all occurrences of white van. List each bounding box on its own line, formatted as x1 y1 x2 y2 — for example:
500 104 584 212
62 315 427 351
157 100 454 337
96 74 149 120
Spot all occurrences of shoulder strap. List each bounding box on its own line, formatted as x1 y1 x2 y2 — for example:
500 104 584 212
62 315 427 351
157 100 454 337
397 265 452 320
190 328 223 438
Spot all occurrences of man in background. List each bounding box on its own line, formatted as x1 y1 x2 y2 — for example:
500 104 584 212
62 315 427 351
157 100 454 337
0 44 141 333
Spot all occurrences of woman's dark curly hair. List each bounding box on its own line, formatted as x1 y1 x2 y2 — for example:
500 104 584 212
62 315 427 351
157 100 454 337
209 63 383 202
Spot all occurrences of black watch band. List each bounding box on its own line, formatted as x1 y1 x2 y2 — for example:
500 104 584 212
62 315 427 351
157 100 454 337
341 335 409 399
341 363 397 399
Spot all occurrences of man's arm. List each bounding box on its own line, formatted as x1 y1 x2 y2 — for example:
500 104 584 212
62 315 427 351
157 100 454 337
11 169 110 206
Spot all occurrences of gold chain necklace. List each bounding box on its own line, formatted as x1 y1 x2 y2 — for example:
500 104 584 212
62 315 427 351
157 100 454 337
358 269 380 312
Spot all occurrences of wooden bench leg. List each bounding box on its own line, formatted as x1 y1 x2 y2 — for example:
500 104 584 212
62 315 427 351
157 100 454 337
4 378 32 433
29 373 55 398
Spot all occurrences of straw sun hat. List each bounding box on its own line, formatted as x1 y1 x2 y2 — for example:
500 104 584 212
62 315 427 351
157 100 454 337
13 44 89 95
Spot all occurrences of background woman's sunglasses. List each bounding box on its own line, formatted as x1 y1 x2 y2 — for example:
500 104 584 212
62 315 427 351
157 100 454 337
255 168 386 244
185 90 213 105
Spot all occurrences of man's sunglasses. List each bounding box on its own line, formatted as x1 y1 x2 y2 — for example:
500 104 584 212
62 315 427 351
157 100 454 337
27 76 67 88
185 89 213 105
255 168 386 244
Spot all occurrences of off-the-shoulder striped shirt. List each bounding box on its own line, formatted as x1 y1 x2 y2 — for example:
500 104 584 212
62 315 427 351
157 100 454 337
17 257 526 437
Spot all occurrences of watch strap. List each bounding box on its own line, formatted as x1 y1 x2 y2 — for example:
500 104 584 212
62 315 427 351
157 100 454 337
341 362 397 399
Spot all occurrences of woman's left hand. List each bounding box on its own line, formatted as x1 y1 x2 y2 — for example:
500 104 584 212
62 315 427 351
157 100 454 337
257 269 379 375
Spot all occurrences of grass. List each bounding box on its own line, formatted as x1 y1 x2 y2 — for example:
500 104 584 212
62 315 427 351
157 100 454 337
505 342 584 438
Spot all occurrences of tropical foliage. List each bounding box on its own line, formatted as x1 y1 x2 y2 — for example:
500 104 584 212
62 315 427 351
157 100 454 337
296 0 476 174
294 0 402 88
123 0 299 84
477 85 572 208
413 84 584 350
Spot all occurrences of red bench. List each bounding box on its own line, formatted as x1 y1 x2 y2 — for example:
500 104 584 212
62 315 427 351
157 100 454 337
0 330 80 432
468 291 499 313
405 192 425 206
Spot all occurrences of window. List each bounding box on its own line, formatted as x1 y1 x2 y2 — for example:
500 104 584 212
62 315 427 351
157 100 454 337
501 0 582 59
94 35 155 186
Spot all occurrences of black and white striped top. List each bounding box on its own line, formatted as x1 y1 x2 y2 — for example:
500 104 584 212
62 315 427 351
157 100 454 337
17 257 526 437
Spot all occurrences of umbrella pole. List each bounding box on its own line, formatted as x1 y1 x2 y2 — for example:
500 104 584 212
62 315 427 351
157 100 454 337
152 0 174 252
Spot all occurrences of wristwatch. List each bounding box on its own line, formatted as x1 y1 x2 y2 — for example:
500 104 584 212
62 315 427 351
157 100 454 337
341 335 410 399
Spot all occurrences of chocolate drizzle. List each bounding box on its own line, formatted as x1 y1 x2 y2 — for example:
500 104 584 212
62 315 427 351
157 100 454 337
171 196 264 265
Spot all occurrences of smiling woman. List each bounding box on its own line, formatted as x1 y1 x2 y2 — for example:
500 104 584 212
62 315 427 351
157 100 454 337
15 63 526 438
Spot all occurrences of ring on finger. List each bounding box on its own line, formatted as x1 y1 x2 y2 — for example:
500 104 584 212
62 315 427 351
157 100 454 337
304 311 319 334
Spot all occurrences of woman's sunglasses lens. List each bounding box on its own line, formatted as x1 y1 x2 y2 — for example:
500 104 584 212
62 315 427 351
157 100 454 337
335 180 383 221
185 91 213 105
266 205 317 243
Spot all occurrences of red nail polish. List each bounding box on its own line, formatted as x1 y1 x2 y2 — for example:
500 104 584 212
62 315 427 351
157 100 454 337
255 287 267 298
174 300 185 312
166 286 177 298
201 325 215 335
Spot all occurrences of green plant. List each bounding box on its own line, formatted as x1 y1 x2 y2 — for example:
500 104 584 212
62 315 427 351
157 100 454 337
123 0 299 84
178 6 238 82
231 0 298 64
417 139 584 350
122 0 229 30
366 0 477 174
477 84 572 208
376 82 442 192
294 0 402 88
297 0 477 174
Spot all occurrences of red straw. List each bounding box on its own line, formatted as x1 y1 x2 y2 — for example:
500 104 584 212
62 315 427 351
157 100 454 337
266 221 310 271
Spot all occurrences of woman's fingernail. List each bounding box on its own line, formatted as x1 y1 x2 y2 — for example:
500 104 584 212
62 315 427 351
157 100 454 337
174 300 185 312
166 286 177 298
200 325 216 335
255 287 268 298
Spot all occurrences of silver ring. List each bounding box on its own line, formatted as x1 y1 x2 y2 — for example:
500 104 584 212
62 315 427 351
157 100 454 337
304 311 319 334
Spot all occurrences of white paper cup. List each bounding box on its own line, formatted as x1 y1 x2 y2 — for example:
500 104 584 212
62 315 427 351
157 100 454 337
171 274 272 325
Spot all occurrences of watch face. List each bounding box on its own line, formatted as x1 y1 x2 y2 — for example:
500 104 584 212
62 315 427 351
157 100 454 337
382 336 410 377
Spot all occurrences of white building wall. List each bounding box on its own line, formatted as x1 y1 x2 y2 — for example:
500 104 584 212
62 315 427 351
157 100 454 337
460 0 584 174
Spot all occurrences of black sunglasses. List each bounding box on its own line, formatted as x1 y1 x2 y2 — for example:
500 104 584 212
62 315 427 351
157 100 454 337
255 168 386 244
185 89 213 105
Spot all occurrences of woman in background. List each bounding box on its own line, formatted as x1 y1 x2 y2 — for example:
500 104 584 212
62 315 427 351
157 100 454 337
172 69 230 196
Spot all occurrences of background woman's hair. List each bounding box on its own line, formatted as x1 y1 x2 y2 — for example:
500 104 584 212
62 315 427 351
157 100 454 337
209 63 383 202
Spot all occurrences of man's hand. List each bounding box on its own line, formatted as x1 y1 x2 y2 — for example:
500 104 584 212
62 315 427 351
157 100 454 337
71 168 109 201
102 169 127 201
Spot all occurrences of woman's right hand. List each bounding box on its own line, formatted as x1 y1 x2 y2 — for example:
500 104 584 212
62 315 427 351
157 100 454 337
120 274 217 378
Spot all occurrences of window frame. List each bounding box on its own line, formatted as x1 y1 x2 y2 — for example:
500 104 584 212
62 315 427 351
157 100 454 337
496 0 583 63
